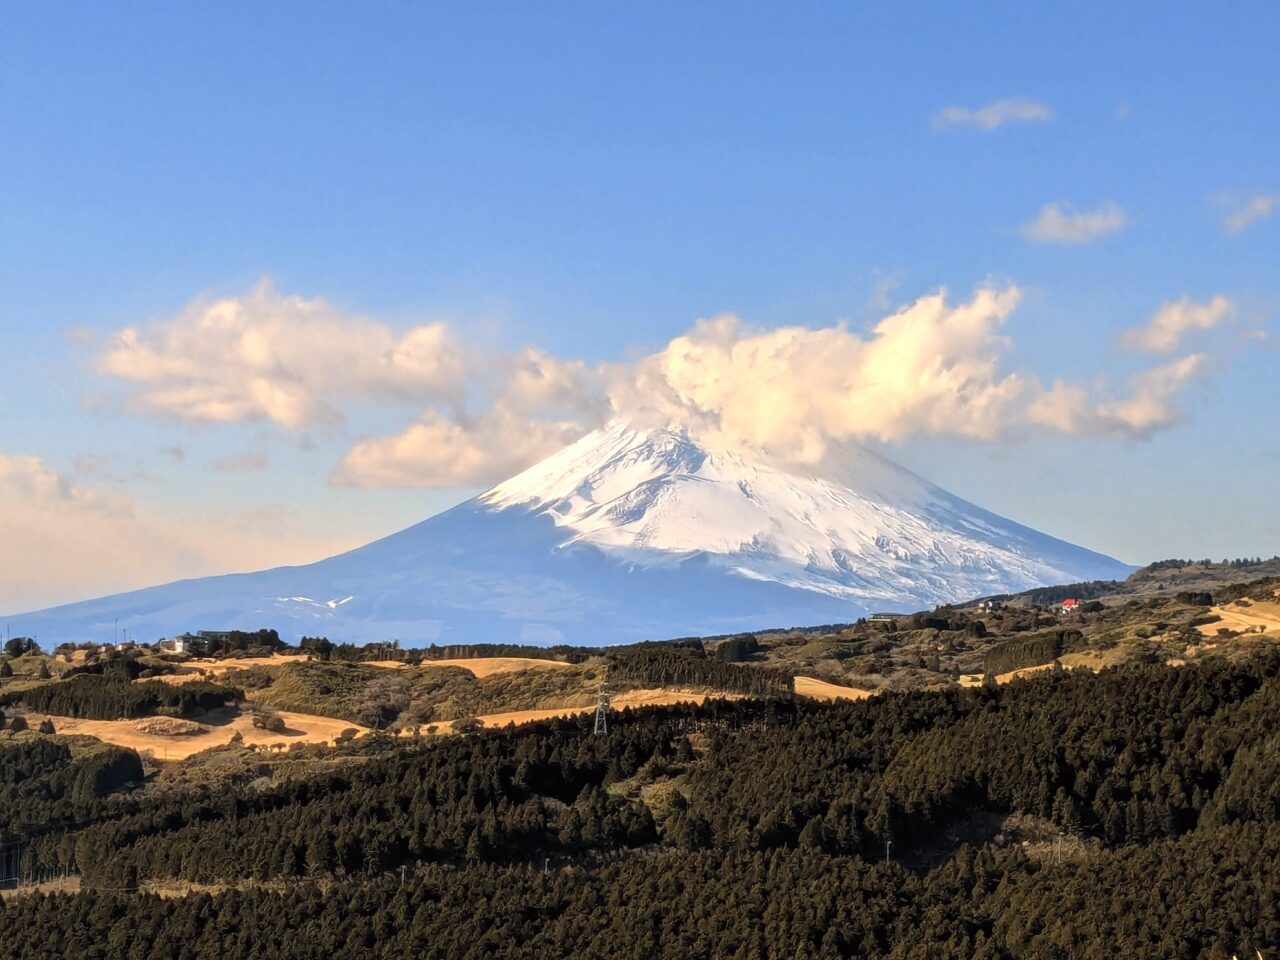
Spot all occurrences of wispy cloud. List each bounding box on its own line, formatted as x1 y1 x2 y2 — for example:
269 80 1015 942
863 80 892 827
334 405 585 489
72 452 155 484
1117 296 1235 354
1222 194 1278 234
1029 354 1209 441
0 454 353 611
212 453 269 473
932 97 1052 131
1021 201 1127 245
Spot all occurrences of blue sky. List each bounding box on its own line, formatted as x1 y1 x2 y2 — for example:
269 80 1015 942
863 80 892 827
1 2 1277 610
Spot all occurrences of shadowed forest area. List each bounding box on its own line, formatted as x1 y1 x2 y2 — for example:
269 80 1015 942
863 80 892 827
1 652 1279 958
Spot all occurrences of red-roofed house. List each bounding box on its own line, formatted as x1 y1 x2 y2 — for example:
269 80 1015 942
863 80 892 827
1060 598 1083 614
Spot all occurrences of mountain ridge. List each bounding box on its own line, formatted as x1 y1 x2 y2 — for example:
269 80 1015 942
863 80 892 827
6 420 1134 644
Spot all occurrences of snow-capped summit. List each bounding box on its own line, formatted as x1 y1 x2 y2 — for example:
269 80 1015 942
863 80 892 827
6 419 1132 645
481 419 1128 608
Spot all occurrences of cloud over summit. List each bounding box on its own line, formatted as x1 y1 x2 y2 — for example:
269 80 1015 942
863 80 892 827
607 287 1216 460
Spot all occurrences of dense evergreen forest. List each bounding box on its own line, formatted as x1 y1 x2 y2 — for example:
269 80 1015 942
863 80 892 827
0 739 144 837
2 655 1279 957
982 628 1084 675
606 640 794 696
0 676 240 721
298 637 596 664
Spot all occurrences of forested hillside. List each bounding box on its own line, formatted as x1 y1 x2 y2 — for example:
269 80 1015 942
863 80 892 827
0 676 240 721
2 654 1280 957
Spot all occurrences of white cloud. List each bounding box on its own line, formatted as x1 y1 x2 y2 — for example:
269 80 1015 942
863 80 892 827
333 404 588 488
328 348 609 488
0 455 353 613
604 286 1213 462
865 270 905 315
97 280 468 428
1021 201 1127 245
1 455 122 516
1117 296 1235 354
94 282 602 491
94 282 1229 491
1028 354 1207 440
608 288 1029 462
343 284 1216 486
932 97 1052 131
1223 194 1278 234
498 347 609 421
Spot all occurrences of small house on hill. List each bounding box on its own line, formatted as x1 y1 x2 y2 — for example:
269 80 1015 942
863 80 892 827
164 633 198 654
1060 598 1083 614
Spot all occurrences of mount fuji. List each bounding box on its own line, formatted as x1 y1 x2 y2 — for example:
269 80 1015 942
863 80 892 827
8 420 1133 646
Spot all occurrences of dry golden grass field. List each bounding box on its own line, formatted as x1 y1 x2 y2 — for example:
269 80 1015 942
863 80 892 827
1196 599 1280 637
28 707 369 760
419 687 735 735
793 676 875 700
416 657 575 677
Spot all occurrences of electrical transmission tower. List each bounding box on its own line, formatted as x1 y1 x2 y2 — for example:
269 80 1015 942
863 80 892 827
594 682 610 735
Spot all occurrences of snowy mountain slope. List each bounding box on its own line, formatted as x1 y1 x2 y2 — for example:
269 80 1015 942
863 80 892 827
6 420 1134 645
481 420 1130 607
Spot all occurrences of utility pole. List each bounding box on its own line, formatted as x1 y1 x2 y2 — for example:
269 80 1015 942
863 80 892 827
884 839 892 864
